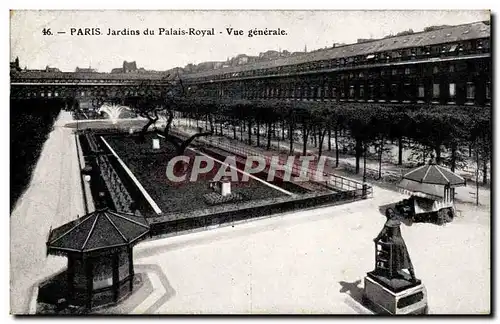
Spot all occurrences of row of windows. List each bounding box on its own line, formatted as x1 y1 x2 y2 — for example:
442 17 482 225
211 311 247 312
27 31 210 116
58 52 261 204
196 39 489 82
214 81 491 105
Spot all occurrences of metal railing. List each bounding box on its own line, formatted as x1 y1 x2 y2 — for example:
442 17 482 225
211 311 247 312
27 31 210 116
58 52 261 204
170 127 370 195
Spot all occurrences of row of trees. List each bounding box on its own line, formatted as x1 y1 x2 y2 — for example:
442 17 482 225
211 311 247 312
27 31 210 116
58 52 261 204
98 76 491 185
167 99 491 184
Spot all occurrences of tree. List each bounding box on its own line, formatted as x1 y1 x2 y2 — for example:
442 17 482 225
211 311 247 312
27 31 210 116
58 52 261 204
125 77 169 141
164 97 215 155
340 104 379 174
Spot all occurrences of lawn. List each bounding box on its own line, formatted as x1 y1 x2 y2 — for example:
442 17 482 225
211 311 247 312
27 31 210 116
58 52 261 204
102 133 290 215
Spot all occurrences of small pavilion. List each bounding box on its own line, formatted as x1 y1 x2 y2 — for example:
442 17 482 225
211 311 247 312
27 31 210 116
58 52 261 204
46 208 150 309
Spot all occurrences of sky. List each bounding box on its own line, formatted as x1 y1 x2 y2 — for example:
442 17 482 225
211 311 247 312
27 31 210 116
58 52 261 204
10 10 490 72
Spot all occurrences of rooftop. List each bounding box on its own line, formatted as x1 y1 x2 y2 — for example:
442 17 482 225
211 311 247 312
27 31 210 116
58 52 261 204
183 21 490 79
46 208 150 254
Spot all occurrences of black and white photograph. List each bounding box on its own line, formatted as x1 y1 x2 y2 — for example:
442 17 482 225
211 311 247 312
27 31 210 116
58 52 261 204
9 9 491 315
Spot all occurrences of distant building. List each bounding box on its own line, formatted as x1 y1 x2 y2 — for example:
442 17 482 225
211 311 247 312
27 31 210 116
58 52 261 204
258 50 281 60
110 61 148 73
10 57 21 72
75 67 97 73
123 61 138 73
45 66 60 72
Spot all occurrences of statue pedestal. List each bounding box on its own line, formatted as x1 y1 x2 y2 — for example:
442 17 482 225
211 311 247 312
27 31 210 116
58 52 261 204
363 271 428 315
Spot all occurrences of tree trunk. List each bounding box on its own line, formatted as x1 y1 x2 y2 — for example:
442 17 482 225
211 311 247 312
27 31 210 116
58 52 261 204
313 127 318 147
398 137 403 165
240 121 243 141
475 146 480 205
482 152 488 185
328 128 332 151
450 141 457 172
302 125 309 156
363 143 367 181
318 129 327 157
281 120 285 140
267 122 272 150
219 122 223 136
256 120 261 147
435 144 441 165
247 120 252 145
233 122 237 139
355 138 362 174
289 123 294 155
378 137 384 179
334 127 339 167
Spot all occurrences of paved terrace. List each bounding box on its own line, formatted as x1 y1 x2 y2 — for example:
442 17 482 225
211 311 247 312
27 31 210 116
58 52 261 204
100 185 489 314
10 111 88 314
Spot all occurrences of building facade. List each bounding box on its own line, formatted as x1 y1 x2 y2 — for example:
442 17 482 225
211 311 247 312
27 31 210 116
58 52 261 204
183 21 491 108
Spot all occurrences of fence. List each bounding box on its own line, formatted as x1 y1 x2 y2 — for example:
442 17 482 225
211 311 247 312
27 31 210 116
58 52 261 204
80 133 139 215
149 189 366 237
170 128 370 196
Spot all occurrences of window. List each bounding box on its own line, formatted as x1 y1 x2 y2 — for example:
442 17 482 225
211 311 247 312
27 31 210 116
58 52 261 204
466 83 475 99
332 87 337 99
369 84 375 99
418 85 425 98
449 65 455 73
380 84 386 99
392 69 398 76
433 66 439 74
359 85 365 98
449 83 456 98
486 82 491 100
349 85 355 98
404 68 411 75
403 83 411 100
359 72 364 78
391 84 398 99
433 83 440 99
81 91 85 97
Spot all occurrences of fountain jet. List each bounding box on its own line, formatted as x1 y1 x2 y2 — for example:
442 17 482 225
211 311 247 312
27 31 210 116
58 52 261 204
97 104 131 124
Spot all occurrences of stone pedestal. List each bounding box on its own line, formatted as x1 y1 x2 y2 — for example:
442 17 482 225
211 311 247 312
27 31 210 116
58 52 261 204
221 179 231 197
152 138 160 150
363 272 428 315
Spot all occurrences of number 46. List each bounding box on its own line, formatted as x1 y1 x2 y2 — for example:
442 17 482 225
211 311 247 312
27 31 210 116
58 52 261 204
42 28 52 35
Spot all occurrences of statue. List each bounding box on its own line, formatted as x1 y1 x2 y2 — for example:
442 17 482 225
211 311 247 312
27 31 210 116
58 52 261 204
373 208 417 283
362 207 428 315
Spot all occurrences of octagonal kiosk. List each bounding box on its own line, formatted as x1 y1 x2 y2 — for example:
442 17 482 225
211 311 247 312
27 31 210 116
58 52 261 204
46 208 150 310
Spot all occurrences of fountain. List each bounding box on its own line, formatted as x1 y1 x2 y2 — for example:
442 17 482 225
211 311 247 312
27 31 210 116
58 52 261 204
97 104 131 124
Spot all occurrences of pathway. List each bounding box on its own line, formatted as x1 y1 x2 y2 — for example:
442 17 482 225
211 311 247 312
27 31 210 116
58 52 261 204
10 111 86 314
